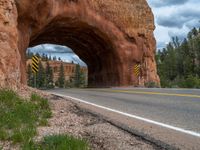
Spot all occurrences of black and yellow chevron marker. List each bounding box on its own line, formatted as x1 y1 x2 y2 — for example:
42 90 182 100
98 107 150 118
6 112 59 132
32 55 39 74
134 64 141 77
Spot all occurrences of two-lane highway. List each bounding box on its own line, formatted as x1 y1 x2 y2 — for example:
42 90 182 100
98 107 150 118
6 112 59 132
49 88 200 136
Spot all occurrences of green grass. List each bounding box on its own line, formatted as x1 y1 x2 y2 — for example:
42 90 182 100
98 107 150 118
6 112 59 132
0 89 90 150
23 135 89 150
0 89 52 147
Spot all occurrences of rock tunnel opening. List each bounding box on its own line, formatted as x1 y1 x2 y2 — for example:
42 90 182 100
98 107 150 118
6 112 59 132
27 43 88 88
0 0 160 88
28 18 121 87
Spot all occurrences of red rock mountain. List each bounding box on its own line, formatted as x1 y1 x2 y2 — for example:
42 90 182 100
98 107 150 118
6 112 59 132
0 0 160 88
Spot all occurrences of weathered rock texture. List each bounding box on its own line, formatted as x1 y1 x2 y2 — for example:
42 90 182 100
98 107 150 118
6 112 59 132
0 0 160 88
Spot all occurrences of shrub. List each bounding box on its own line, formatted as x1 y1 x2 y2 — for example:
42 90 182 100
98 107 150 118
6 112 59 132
145 82 160 88
182 75 200 88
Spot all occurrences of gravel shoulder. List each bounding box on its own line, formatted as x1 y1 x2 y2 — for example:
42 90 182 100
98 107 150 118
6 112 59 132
36 94 159 150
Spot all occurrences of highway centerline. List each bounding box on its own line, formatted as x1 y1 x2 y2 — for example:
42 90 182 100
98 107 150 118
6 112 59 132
52 92 200 138
87 89 200 99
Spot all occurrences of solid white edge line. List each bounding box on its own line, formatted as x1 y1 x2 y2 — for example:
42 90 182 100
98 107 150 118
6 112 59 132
52 93 200 138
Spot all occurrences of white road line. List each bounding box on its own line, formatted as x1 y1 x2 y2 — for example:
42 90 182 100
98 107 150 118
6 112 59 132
52 93 200 138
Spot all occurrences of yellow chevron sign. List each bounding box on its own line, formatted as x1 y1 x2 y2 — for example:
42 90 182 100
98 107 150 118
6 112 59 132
134 64 141 77
32 55 39 73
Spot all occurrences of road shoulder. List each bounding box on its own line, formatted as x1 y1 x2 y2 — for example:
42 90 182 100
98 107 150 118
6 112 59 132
37 94 158 150
52 93 200 150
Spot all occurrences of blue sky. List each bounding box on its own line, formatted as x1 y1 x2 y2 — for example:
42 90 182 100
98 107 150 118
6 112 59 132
29 0 200 64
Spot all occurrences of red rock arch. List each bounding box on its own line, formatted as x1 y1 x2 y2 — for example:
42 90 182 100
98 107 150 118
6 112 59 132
0 0 160 88
29 18 122 87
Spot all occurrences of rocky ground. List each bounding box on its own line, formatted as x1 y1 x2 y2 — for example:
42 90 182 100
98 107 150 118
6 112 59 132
1 86 160 150
35 94 159 150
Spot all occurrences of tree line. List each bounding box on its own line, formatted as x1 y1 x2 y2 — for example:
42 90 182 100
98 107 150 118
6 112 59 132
156 27 200 88
27 53 87 89
26 51 62 62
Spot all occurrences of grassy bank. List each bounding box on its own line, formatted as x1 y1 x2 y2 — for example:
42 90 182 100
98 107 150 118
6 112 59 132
0 89 89 150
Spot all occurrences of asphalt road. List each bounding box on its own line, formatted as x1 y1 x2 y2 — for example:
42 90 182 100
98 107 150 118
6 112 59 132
48 88 200 135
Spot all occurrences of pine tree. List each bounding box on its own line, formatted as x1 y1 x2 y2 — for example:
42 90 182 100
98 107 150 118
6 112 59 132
58 63 65 88
42 53 46 61
74 64 86 87
195 36 200 75
53 56 57 61
37 61 46 88
27 64 34 87
80 70 86 87
35 52 40 58
181 39 192 77
192 27 198 37
164 42 177 80
45 54 48 61
46 61 54 88
74 64 81 87
49 55 52 61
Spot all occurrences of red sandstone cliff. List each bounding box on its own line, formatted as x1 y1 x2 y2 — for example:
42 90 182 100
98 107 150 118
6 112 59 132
0 0 160 88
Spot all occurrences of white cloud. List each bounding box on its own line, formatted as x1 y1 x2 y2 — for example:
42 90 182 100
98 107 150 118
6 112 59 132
148 0 200 49
148 0 188 7
28 44 87 66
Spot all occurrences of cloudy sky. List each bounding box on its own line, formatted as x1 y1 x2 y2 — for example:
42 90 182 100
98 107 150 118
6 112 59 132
147 0 200 49
29 0 200 64
28 44 87 66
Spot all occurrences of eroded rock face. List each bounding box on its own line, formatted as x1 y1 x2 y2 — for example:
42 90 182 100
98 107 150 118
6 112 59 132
0 0 160 88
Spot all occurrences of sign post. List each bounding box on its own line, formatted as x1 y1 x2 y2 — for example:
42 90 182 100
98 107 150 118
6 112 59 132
31 55 39 88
